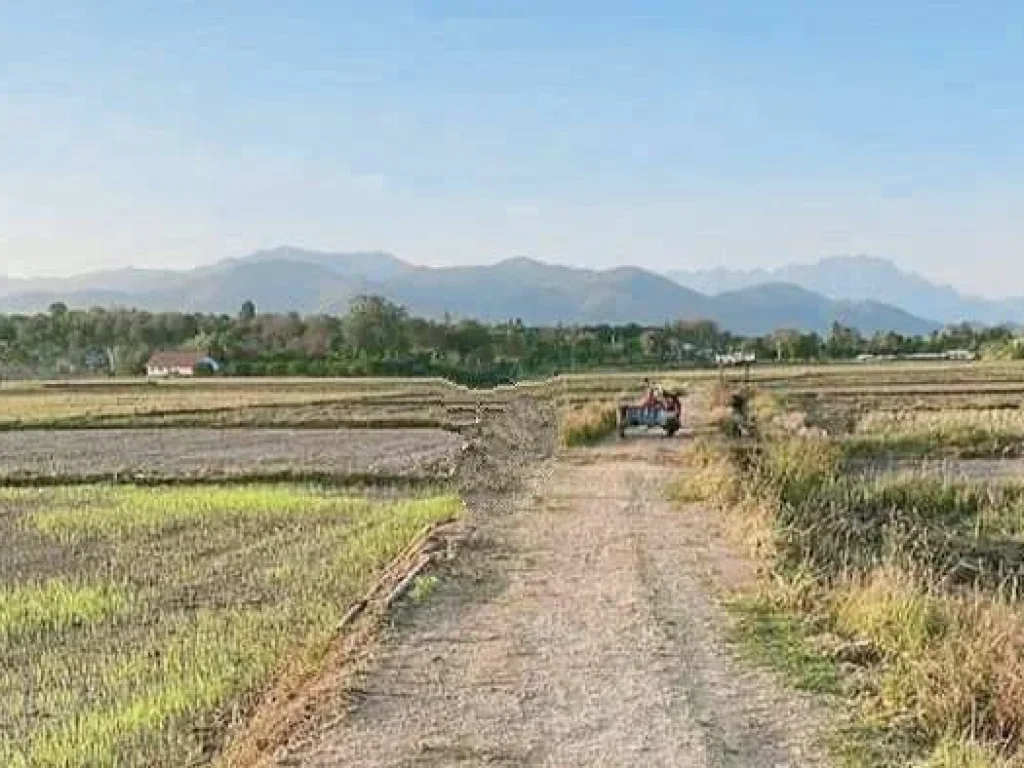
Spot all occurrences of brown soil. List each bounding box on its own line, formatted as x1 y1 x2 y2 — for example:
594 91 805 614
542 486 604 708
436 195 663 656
0 428 465 482
273 432 828 767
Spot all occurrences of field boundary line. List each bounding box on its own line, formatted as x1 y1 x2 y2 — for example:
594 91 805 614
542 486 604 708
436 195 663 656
0 470 455 488
218 517 465 768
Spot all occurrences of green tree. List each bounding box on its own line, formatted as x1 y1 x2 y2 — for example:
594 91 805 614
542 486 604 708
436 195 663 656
344 296 409 357
826 322 861 359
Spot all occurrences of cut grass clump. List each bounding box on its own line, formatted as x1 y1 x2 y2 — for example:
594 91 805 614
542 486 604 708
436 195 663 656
0 483 461 767
558 402 618 447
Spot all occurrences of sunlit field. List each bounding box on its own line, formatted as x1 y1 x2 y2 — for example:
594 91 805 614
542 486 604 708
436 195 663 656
0 484 460 767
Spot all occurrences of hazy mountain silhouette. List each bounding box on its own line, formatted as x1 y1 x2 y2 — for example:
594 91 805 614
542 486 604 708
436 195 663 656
669 256 1024 326
0 247 941 335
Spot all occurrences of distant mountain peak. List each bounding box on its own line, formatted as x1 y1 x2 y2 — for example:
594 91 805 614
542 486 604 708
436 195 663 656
669 255 1024 327
495 255 545 267
491 255 582 274
223 246 410 282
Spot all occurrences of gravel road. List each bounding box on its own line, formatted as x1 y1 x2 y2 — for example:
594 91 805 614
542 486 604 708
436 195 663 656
278 437 826 767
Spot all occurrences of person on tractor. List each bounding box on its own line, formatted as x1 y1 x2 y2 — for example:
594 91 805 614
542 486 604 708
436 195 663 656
639 378 659 408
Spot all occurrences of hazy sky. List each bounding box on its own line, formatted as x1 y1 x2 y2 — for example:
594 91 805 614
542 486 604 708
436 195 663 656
2 1 1023 296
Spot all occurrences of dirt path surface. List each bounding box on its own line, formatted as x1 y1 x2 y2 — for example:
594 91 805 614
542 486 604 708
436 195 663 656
278 436 826 767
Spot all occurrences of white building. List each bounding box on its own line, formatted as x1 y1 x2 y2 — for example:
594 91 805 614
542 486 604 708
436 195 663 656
145 351 220 377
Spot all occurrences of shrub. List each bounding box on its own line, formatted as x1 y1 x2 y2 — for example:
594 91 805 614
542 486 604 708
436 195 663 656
558 403 618 447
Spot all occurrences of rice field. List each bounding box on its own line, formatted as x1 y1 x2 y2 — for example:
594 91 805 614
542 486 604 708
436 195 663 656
0 428 465 484
3 362 1024 766
842 408 1024 459
0 484 461 767
0 378 479 430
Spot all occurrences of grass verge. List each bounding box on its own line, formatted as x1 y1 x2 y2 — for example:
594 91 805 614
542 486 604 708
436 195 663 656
680 409 1024 765
726 594 841 695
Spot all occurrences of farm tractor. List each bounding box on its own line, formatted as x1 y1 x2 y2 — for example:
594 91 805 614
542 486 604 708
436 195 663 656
616 381 683 438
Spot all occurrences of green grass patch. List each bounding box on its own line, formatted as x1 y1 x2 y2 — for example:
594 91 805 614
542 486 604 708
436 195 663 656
20 485 381 540
410 575 440 603
0 580 127 641
0 484 461 767
726 594 841 695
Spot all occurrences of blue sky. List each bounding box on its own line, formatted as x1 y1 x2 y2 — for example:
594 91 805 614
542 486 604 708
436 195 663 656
2 1 1023 295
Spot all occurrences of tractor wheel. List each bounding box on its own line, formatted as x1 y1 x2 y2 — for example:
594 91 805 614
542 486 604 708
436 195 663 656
664 419 680 437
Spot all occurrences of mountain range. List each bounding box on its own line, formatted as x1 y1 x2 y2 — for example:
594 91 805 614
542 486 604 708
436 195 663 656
669 256 1024 327
0 247 1008 337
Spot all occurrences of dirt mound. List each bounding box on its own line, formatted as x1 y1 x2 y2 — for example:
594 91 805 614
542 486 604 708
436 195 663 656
454 394 556 495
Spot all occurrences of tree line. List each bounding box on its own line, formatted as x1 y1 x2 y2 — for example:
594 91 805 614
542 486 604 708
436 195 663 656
0 298 1021 385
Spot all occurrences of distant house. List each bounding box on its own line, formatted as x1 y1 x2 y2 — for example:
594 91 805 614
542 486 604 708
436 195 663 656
944 349 977 361
145 351 220 378
715 351 756 366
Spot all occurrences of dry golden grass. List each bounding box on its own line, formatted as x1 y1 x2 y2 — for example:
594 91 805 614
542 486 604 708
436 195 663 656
0 377 476 427
843 407 1024 459
834 570 1024 761
857 408 1024 438
678 409 1024 764
0 389 377 425
558 402 618 447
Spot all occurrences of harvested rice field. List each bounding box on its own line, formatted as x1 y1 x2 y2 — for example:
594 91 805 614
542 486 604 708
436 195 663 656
0 428 465 483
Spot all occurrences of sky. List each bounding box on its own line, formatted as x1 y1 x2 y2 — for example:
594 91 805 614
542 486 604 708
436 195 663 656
2 1 1023 296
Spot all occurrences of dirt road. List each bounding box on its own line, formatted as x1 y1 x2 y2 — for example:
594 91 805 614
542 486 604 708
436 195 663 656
278 437 826 767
